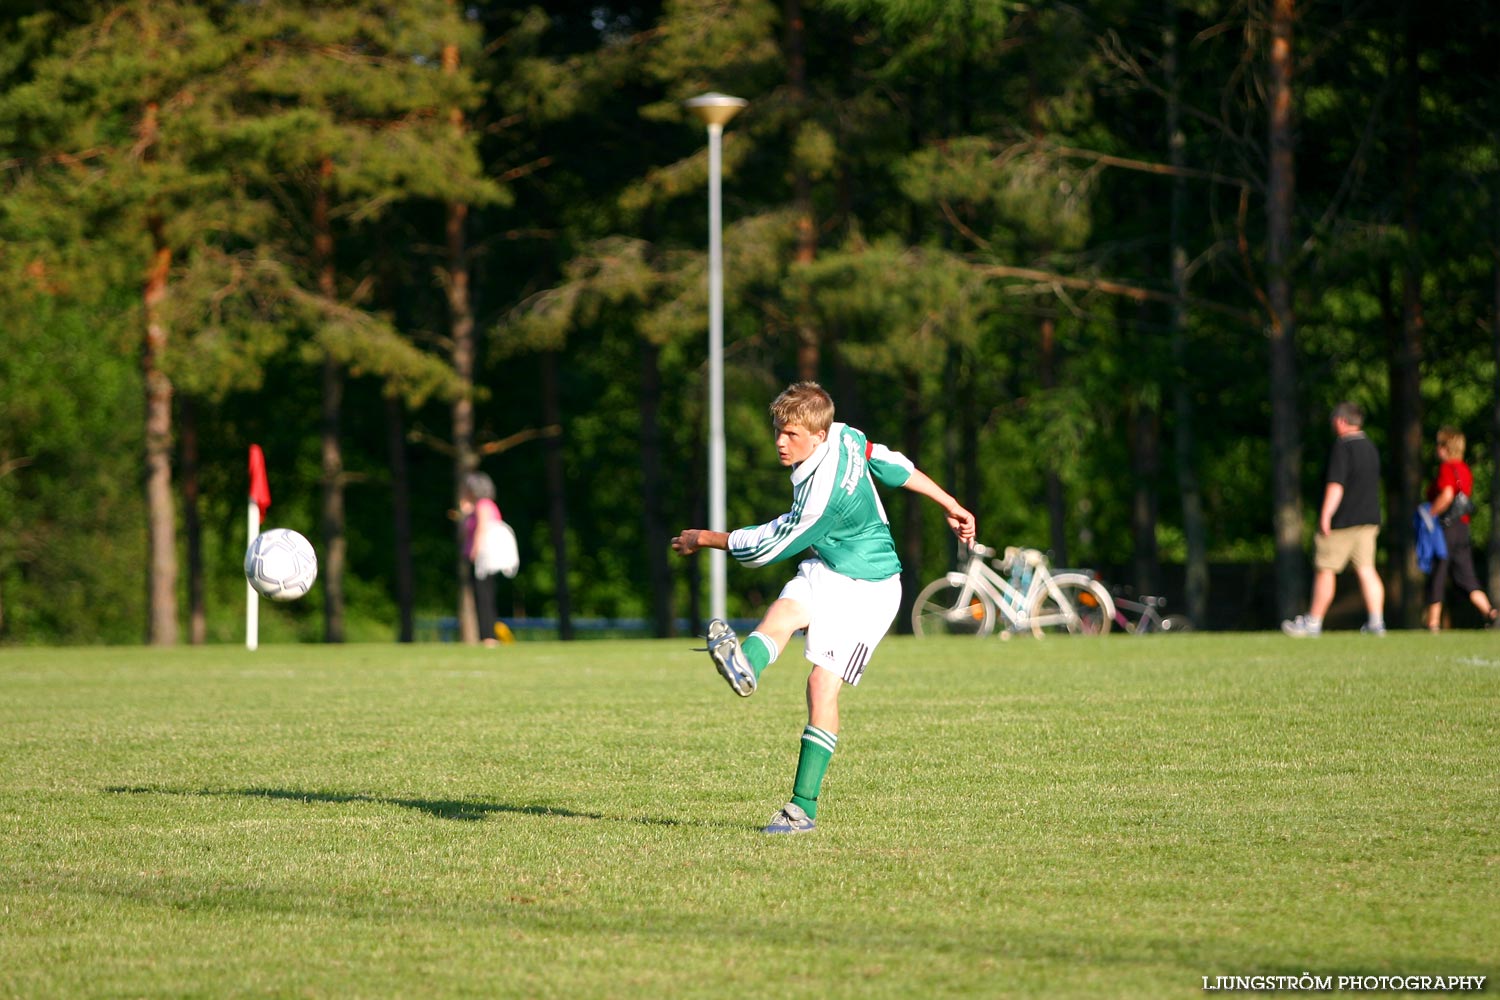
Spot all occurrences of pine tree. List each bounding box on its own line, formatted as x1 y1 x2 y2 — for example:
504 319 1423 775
0 1 268 644
0 1 487 643
174 0 496 641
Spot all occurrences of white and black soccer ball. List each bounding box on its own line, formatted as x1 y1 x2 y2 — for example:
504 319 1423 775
245 528 318 601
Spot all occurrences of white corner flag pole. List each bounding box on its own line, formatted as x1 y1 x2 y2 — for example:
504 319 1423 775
246 500 261 651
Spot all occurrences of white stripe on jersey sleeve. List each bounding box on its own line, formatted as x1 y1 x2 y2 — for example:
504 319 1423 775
867 442 914 488
728 447 839 567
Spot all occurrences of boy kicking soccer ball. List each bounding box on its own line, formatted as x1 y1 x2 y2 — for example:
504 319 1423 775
671 381 976 834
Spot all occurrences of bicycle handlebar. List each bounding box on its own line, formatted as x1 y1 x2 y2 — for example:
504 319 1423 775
968 543 1047 569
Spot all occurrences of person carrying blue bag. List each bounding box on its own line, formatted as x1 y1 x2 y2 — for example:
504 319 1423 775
1422 427 1498 631
1414 502 1447 575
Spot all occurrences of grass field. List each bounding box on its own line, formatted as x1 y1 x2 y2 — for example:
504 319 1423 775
2 633 1496 998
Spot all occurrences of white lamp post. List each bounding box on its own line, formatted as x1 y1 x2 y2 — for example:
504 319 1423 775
685 92 746 624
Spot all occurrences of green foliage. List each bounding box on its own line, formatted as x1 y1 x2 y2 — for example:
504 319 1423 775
507 236 667 352
797 237 993 375
826 0 1012 37
900 138 1095 252
642 0 781 106
0 293 144 643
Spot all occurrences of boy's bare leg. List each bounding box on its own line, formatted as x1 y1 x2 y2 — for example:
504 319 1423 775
737 596 808 675
751 594 842 729
806 663 841 734
752 594 842 730
756 596 811 652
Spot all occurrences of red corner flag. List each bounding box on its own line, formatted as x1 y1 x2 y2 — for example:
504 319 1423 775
248 444 272 518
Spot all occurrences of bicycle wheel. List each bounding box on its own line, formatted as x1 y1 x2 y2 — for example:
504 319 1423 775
912 578 996 637
1026 574 1113 637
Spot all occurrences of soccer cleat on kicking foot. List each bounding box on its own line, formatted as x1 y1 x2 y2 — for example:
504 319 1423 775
761 802 816 835
701 618 757 697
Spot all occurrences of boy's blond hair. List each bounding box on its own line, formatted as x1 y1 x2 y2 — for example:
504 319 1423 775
1437 426 1466 461
770 381 835 434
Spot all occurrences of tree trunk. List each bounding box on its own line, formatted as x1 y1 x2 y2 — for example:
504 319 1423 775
314 156 346 643
443 38 480 645
785 0 819 380
1389 22 1425 628
959 368 981 538
684 413 705 637
543 351 574 640
639 340 673 636
1490 191 1500 602
140 102 178 646
320 355 346 644
898 372 925 633
1379 255 1407 615
943 350 982 565
372 213 415 645
1266 0 1303 622
1165 1 1208 625
1040 316 1068 565
1131 381 1161 597
386 396 415 643
447 202 478 644
181 397 205 645
942 351 960 559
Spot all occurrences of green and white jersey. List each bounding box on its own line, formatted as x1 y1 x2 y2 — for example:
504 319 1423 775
728 422 914 582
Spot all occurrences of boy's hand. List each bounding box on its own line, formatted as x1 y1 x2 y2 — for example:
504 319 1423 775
671 529 703 556
672 528 729 555
946 505 977 546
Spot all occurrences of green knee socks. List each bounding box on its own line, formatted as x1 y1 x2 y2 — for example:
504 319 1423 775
790 724 838 819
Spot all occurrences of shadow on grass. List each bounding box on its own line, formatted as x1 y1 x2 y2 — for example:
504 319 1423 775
105 785 686 826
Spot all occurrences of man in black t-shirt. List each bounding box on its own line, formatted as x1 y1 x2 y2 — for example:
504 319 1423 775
1282 402 1387 636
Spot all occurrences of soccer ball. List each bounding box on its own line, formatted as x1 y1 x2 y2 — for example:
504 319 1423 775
245 528 318 601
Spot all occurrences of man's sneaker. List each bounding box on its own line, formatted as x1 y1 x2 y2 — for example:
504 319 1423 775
761 802 815 835
1281 615 1322 638
1360 623 1387 636
702 618 756 697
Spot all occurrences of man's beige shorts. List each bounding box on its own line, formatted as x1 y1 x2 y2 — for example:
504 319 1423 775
1314 524 1379 572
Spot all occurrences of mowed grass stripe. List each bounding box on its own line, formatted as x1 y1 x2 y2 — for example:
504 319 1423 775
1 635 1495 998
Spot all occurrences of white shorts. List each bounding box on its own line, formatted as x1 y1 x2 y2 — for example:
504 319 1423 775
778 559 901 686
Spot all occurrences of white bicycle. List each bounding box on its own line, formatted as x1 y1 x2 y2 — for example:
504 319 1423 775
911 544 1115 638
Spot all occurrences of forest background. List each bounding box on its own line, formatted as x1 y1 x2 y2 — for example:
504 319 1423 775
2 0 1498 646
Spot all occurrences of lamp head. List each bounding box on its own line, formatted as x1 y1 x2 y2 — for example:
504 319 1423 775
685 92 747 128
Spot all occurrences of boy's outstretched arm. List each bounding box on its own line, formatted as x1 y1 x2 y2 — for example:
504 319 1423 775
901 469 977 546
